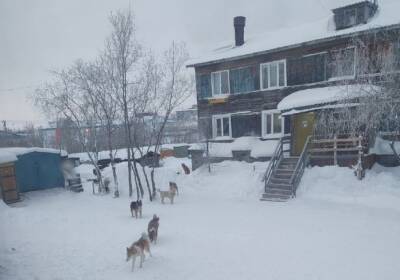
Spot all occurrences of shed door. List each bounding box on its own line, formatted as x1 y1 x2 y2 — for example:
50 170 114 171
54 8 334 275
0 164 19 203
292 112 315 156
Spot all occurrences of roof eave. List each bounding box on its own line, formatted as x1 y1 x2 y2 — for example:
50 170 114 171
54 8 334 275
186 23 400 68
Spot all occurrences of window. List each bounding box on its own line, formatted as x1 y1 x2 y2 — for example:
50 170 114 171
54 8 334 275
328 47 356 79
231 114 261 138
230 66 257 94
262 110 283 138
212 114 231 138
196 74 212 99
344 8 357 27
260 60 286 89
302 52 327 84
211 71 229 96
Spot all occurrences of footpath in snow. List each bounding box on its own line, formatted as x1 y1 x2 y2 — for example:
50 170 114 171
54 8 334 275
1 158 400 280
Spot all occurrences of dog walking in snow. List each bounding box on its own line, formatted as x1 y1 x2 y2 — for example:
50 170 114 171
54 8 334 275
126 232 152 271
148 215 160 244
130 200 142 218
158 184 177 204
169 182 179 196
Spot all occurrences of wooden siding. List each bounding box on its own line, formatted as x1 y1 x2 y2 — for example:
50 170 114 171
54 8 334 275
195 27 400 140
0 163 19 204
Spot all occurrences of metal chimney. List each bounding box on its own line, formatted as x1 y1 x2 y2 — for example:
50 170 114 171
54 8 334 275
234 16 246 47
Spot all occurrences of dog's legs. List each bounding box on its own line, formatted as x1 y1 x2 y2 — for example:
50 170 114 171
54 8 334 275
132 255 136 271
135 210 138 219
161 196 164 204
139 208 142 218
140 252 144 267
131 209 133 218
171 196 174 204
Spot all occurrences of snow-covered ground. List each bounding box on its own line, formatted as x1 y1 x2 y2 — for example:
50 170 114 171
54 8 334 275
1 158 400 280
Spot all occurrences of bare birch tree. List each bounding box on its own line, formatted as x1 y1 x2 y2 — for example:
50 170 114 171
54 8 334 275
315 29 400 159
35 69 105 191
104 9 142 198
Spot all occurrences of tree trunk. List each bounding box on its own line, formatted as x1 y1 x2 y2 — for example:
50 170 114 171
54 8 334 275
389 141 400 164
130 148 144 198
150 169 156 199
141 164 152 201
127 146 133 197
107 126 119 197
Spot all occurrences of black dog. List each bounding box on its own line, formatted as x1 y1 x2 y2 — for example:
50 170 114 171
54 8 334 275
148 214 160 243
130 200 142 218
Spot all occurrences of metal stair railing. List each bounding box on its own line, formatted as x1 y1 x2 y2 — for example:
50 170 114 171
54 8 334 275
289 135 311 197
263 137 291 192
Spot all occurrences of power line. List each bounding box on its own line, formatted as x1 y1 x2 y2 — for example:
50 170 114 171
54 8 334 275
0 85 36 94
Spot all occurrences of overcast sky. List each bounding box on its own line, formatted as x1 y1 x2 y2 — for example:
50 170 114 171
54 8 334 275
0 0 349 127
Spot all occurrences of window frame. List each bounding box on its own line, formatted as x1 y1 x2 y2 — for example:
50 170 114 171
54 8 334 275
229 65 257 94
211 70 230 96
260 59 287 90
328 46 357 80
261 110 284 139
212 114 232 139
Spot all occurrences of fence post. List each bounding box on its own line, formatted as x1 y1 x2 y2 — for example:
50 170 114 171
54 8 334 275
333 134 337 166
356 135 364 180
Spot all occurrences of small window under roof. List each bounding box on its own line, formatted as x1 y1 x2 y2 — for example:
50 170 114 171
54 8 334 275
332 1 378 30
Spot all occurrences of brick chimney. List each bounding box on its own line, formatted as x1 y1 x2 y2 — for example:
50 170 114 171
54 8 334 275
234 16 246 47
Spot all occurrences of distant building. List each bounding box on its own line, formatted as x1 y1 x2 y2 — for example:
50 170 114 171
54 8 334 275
163 105 199 144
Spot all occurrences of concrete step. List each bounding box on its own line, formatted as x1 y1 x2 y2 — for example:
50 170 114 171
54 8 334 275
275 169 295 174
264 188 293 196
270 177 291 184
278 164 297 170
281 157 299 162
261 192 291 202
266 182 293 190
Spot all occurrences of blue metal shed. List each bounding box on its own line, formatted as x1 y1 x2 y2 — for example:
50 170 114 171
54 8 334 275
0 148 65 194
15 151 64 192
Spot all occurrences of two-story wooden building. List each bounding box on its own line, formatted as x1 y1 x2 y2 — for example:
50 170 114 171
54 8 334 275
188 0 400 201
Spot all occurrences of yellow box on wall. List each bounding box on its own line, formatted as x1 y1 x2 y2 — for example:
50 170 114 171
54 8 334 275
208 97 228 105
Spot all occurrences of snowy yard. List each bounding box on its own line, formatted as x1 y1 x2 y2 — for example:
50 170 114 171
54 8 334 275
1 159 400 280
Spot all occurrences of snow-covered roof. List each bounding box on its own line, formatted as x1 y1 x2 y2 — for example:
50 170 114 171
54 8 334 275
187 0 400 67
277 84 375 112
0 147 67 165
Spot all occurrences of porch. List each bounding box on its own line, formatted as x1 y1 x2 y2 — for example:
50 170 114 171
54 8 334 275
261 85 375 201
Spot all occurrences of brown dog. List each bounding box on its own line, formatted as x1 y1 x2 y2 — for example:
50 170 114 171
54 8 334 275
148 215 160 244
126 232 152 271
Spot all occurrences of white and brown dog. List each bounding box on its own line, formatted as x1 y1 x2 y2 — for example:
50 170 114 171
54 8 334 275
158 185 177 204
126 232 152 271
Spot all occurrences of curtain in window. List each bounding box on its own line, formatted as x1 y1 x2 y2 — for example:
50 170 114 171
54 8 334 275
328 48 355 78
230 66 256 94
196 74 211 99
231 114 261 137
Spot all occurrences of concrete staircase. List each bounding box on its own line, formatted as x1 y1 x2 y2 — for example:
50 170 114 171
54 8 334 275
261 157 299 202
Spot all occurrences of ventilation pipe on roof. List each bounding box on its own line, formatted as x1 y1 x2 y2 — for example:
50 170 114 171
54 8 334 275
234 16 246 47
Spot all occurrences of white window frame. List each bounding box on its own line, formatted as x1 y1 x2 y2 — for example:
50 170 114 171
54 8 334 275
212 114 232 139
328 46 357 81
211 70 230 96
260 60 287 90
261 110 284 139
